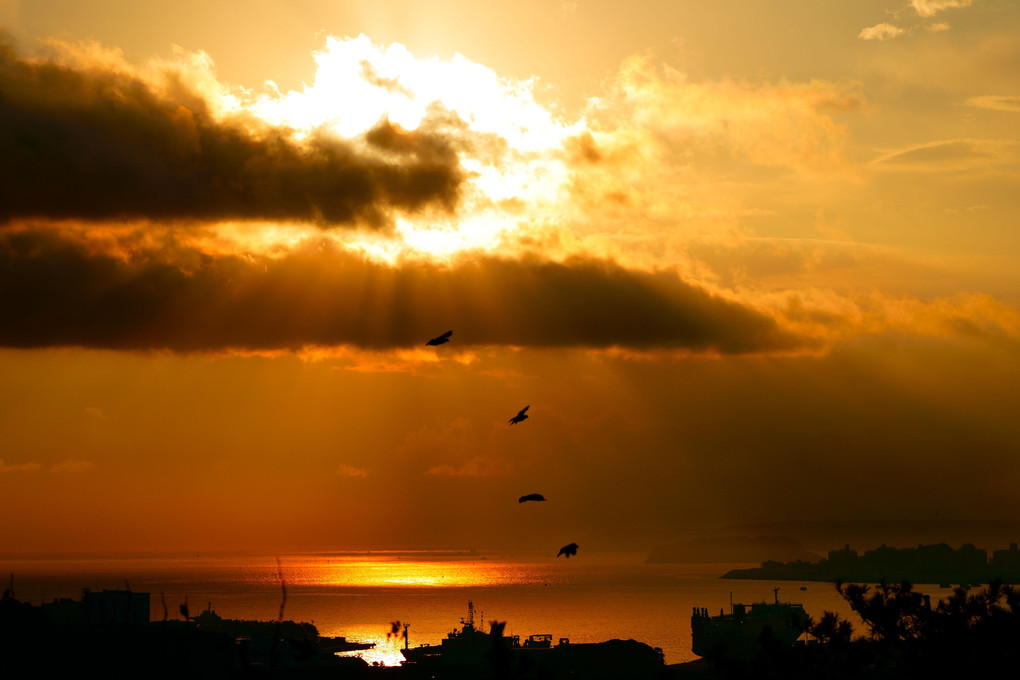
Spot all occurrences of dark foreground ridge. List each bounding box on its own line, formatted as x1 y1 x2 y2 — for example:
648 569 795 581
0 587 669 680
722 541 1020 585
9 577 1020 679
0 586 378 679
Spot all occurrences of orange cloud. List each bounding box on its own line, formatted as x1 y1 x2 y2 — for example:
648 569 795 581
548 54 866 259
590 53 860 175
759 288 1020 345
324 347 442 373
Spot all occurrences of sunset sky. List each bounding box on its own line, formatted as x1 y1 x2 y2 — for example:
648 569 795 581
2 0 1019 555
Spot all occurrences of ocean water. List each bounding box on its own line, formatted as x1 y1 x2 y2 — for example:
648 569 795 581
1 551 905 666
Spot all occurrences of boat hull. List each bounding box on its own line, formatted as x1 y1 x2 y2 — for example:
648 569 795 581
691 601 809 660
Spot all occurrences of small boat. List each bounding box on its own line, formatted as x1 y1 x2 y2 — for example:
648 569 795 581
401 602 665 677
400 601 495 666
400 601 549 666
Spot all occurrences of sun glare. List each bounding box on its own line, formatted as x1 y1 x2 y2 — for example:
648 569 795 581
393 214 516 259
248 35 579 144
240 35 582 262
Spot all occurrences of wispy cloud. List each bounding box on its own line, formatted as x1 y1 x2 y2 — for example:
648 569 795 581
552 0 579 20
0 458 96 474
426 457 517 477
336 463 368 478
859 23 905 41
869 138 1019 172
911 0 975 17
0 459 42 473
967 95 1020 113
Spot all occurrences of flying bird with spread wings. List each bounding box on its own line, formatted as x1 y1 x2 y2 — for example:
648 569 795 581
508 405 529 425
518 493 546 503
426 330 452 346
557 543 579 558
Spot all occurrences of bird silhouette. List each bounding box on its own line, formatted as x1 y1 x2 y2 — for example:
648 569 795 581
518 493 546 503
557 543 579 558
425 330 452 346
508 405 529 425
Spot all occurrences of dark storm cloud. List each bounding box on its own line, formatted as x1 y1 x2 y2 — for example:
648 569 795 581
0 40 462 226
0 228 803 353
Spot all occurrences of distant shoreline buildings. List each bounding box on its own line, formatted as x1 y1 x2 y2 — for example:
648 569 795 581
723 542 1020 584
41 588 150 626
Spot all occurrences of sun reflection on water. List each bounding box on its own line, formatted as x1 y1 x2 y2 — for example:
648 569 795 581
233 552 576 666
284 552 534 589
336 634 410 667
275 553 541 666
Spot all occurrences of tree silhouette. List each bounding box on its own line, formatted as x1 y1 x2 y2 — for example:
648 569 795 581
714 580 1020 679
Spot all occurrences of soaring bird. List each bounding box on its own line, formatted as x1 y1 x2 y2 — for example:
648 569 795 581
426 330 452 346
508 405 530 425
518 493 546 503
557 543 579 558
